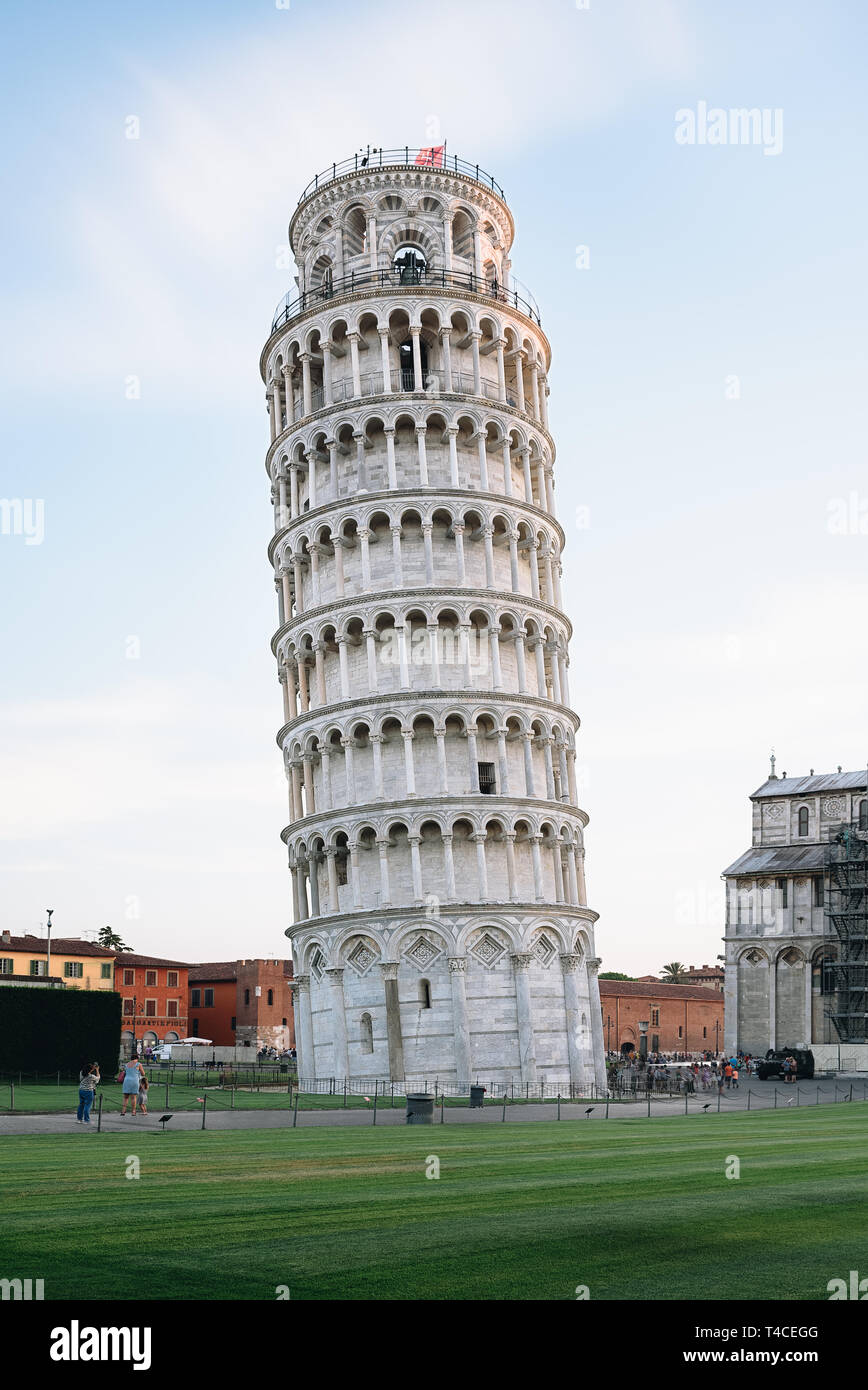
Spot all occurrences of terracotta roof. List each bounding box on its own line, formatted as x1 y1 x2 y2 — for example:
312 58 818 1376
188 962 237 983
115 954 191 969
0 935 115 957
598 979 725 1003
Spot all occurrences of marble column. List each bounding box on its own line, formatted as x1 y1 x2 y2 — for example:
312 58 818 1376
290 974 315 1083
511 953 538 1086
448 957 472 1086
325 967 349 1079
381 961 405 1082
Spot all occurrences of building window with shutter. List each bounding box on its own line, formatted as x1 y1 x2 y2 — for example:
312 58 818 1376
64 962 83 979
145 1000 156 1018
167 1000 178 1018
145 970 157 987
101 963 112 979
167 971 178 987
191 989 201 1007
123 969 135 986
204 989 214 1007
477 762 496 794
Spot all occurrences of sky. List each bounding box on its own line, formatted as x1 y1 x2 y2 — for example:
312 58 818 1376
1 0 866 974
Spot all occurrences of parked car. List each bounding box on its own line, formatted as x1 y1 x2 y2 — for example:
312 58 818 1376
756 1048 814 1080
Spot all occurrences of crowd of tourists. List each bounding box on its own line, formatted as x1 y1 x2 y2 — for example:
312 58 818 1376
607 1051 759 1096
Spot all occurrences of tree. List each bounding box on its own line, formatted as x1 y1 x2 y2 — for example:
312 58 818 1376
660 961 688 983
599 971 635 980
98 926 132 953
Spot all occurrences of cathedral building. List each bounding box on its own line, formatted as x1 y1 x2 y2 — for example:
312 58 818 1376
723 761 868 1058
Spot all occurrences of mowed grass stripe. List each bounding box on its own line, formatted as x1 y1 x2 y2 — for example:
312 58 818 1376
0 1109 865 1300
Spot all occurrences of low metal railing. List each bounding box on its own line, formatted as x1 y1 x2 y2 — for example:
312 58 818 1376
297 148 505 203
271 265 541 334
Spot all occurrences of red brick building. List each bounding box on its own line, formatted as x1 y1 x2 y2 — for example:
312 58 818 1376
116 953 190 1055
599 979 725 1056
188 959 295 1051
682 963 725 991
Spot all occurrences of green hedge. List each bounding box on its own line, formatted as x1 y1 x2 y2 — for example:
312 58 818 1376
0 987 121 1073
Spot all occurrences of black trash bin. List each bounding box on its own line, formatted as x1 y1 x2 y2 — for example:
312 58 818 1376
469 1086 485 1109
406 1093 435 1125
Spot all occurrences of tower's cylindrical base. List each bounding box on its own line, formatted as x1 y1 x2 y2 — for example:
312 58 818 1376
291 910 604 1093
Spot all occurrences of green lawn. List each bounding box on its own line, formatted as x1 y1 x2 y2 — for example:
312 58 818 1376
0 1107 864 1301
0 1083 616 1114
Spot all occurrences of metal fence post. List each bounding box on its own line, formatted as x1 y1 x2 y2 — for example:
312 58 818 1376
796 1086 800 1107
97 1093 103 1132
201 1095 207 1130
817 1086 821 1106
501 1092 507 1122
747 1090 751 1111
10 1083 13 1112
605 1098 609 1119
292 1089 299 1127
165 1081 169 1109
440 1095 445 1124
774 1088 778 1109
557 1093 561 1121
717 1089 721 1112
647 1092 651 1118
343 1079 347 1109
373 1082 378 1127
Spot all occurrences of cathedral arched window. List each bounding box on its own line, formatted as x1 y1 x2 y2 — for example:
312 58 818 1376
419 978 431 1009
798 807 809 836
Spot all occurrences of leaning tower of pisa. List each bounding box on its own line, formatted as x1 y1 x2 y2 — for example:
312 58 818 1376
261 148 606 1093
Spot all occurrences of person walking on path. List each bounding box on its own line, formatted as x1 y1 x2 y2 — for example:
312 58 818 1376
76 1063 100 1124
121 1057 145 1115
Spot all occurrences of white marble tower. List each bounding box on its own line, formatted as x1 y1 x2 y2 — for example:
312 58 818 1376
260 148 605 1092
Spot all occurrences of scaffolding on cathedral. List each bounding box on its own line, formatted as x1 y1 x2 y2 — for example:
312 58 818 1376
824 819 868 1042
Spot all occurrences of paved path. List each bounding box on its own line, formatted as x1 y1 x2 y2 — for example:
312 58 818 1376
1 1076 864 1137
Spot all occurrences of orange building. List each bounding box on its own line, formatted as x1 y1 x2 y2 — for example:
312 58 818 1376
599 979 724 1056
188 959 295 1050
116 953 189 1055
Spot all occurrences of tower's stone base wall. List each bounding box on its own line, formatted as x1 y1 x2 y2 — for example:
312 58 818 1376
292 909 606 1092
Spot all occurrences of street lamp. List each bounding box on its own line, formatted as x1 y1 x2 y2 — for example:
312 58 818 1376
605 1014 613 1053
638 1020 649 1061
714 1019 720 1055
45 909 53 981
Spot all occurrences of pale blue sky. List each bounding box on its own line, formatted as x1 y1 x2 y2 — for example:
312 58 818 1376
1 0 865 972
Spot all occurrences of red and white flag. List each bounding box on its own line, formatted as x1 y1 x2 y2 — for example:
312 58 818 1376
415 145 445 168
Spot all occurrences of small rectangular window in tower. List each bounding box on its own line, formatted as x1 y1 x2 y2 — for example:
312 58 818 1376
651 1008 659 1027
814 877 824 907
477 762 496 794
776 877 788 908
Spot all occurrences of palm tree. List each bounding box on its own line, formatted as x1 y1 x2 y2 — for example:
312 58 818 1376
98 926 132 953
660 961 688 984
